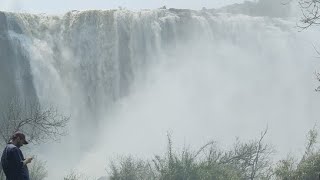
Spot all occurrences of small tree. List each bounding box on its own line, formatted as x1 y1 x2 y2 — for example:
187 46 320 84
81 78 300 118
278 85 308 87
298 0 320 30
0 97 69 145
298 0 320 91
220 128 274 180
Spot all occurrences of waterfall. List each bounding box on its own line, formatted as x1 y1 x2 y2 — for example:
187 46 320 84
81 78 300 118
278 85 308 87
0 4 320 178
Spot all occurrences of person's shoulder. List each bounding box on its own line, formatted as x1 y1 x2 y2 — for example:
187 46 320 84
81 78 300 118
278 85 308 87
6 144 18 151
6 143 15 148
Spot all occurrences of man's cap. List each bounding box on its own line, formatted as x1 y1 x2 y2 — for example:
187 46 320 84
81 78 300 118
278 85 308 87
11 131 28 144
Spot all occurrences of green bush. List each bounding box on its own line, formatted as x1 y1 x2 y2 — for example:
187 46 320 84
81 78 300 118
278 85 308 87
274 128 320 180
63 170 94 180
109 156 154 180
109 131 273 180
29 158 48 180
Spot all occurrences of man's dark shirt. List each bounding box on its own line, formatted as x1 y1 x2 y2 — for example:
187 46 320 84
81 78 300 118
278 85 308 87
1 144 30 180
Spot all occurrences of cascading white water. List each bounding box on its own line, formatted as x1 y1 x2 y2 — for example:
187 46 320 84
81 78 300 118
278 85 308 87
1 1 320 179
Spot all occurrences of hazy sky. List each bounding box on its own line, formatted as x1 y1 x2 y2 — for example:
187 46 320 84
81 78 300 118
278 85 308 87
0 0 248 14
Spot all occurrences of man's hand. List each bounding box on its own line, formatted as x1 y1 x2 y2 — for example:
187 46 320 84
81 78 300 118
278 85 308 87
23 157 33 165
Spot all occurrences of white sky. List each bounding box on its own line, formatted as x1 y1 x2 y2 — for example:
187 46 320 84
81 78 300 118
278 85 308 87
0 0 248 14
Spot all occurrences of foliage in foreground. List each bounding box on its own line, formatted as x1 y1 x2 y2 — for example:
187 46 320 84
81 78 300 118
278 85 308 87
110 129 274 180
109 128 320 180
274 128 320 180
2 128 320 180
28 159 48 180
63 170 94 180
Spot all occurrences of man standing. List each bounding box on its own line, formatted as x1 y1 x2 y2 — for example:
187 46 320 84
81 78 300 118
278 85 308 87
1 132 33 180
